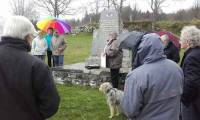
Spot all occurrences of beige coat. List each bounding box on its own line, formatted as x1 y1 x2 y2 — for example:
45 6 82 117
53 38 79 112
51 36 67 55
105 40 123 69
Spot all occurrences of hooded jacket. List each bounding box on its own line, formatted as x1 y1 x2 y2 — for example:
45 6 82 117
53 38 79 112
121 33 183 120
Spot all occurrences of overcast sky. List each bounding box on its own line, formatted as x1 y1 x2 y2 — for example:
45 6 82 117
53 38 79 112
0 0 194 20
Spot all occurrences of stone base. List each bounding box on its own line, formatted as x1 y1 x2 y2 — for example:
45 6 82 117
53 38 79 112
51 62 131 88
85 56 131 69
85 56 100 69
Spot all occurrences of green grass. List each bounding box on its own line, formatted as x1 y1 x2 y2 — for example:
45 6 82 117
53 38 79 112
63 32 92 64
49 85 127 120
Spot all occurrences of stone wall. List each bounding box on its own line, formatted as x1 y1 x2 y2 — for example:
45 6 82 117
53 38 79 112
52 63 130 88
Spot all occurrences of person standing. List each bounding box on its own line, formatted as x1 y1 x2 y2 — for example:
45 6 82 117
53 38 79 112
51 31 67 67
45 28 53 67
104 32 123 88
31 31 48 61
180 26 200 120
160 34 180 63
0 16 60 120
122 33 183 120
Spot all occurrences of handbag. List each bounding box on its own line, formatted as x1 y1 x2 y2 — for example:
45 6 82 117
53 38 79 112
101 53 106 68
101 43 109 68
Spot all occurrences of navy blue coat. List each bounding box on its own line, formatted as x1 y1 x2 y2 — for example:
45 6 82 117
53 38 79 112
181 47 200 120
0 37 60 120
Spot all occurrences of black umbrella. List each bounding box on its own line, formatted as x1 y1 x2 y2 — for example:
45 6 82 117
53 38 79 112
118 31 146 50
117 31 146 69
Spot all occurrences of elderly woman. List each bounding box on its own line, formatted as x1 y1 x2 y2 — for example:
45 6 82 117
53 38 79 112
180 26 200 120
0 16 60 120
31 31 48 61
51 31 67 67
104 32 123 88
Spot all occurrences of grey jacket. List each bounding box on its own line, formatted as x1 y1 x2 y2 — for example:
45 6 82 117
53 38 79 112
121 33 183 120
105 40 123 69
51 36 67 56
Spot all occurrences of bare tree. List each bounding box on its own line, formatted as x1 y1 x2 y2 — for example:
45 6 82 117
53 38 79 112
121 6 132 22
87 0 102 14
131 2 138 21
147 0 167 30
10 0 38 22
34 0 76 18
95 0 99 14
192 0 200 19
111 0 126 15
110 0 127 32
174 9 186 21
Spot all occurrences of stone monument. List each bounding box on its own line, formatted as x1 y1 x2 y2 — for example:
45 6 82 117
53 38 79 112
85 9 131 68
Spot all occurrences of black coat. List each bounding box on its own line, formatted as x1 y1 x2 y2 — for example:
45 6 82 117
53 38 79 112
164 41 180 63
181 47 200 120
0 37 60 120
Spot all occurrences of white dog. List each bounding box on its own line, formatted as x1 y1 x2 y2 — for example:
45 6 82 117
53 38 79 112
99 82 124 118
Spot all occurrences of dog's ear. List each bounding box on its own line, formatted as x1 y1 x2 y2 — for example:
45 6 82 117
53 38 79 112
108 82 112 87
104 83 112 91
99 83 106 92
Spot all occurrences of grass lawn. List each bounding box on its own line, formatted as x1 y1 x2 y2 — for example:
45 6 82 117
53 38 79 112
49 85 127 120
63 32 93 65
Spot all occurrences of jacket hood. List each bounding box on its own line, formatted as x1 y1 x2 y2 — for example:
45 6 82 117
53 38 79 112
134 33 166 68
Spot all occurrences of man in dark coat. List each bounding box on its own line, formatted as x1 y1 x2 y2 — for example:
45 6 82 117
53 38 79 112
0 16 60 120
160 34 180 63
180 25 200 120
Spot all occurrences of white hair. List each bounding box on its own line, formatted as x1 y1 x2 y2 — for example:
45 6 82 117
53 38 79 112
160 34 169 42
180 25 200 48
109 32 118 39
2 16 36 40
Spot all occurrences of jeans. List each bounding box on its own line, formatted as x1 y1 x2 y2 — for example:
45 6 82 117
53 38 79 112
53 55 64 67
110 69 120 88
47 51 52 67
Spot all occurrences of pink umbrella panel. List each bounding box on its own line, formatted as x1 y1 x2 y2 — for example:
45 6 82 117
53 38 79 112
37 18 71 35
44 19 71 34
155 31 181 48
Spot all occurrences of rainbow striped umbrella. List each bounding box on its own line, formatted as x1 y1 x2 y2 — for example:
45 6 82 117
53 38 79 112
36 18 71 35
